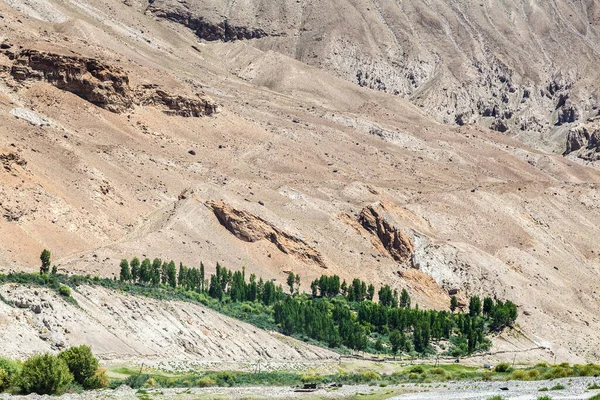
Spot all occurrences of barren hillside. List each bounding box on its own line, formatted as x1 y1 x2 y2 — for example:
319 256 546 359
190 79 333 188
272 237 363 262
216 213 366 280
0 283 336 365
0 0 599 364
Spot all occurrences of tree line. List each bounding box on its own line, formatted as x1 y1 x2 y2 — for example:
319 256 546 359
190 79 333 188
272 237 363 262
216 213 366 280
115 254 517 357
37 250 518 357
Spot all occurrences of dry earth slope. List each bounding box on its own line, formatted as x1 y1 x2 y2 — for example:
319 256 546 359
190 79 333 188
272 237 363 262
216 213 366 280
0 0 599 364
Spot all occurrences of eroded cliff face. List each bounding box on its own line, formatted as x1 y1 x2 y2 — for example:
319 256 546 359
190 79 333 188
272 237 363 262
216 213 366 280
1 44 217 116
146 0 600 153
4 47 133 112
564 124 600 162
0 284 337 363
206 200 327 269
357 202 414 264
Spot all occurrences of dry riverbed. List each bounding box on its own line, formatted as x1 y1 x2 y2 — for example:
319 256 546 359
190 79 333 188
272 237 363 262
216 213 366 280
1 377 600 399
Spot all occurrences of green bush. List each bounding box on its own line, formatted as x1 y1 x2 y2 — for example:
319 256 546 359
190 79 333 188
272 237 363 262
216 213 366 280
59 285 71 297
300 374 323 383
511 370 525 380
409 366 425 374
197 376 216 387
0 358 21 391
537 396 552 400
361 371 381 381
525 369 540 380
588 394 600 400
19 353 73 395
85 367 109 389
494 362 511 373
59 345 99 389
549 383 565 390
0 368 8 392
486 396 504 400
125 374 150 389
213 371 236 386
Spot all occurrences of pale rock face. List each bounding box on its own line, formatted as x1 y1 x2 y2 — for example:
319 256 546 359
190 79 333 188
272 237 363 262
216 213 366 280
148 0 600 152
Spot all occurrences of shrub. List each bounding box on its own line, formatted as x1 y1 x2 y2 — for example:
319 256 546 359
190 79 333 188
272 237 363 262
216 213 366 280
59 285 71 297
19 353 73 395
525 369 540 380
59 345 99 389
537 396 552 400
125 374 150 389
197 377 215 387
0 358 21 390
549 383 565 390
588 394 600 400
588 383 600 390
494 362 511 373
361 371 381 381
300 374 323 383
410 366 425 374
85 367 109 389
486 396 504 400
0 368 8 392
511 370 525 380
213 371 236 386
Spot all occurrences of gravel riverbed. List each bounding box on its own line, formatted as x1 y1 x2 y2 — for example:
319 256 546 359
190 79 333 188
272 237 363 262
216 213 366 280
1 377 599 399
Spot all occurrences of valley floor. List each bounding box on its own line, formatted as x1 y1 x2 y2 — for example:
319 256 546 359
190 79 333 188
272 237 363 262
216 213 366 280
2 378 600 399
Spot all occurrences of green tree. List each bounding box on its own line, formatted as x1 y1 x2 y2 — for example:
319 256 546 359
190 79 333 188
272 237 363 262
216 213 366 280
389 330 401 358
178 263 187 287
287 272 295 295
119 259 131 282
294 274 301 294
400 288 411 309
58 345 99 389
40 249 51 275
20 353 73 395
166 261 177 288
150 258 161 286
139 258 151 284
469 296 481 317
483 297 494 316
450 295 458 313
199 262 205 292
130 257 140 283
367 284 375 301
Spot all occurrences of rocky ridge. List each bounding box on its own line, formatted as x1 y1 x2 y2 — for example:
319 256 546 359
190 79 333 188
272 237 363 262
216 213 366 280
146 0 600 154
207 200 327 269
1 44 217 116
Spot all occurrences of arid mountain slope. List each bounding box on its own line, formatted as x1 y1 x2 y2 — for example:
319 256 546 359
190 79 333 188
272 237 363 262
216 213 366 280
148 0 600 153
0 0 599 364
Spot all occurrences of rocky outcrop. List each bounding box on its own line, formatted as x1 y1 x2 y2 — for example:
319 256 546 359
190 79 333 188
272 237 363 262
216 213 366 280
564 124 600 161
6 48 133 113
1 46 217 116
136 85 217 117
358 202 414 264
1 152 27 173
206 200 327 268
148 9 268 42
